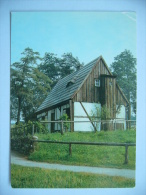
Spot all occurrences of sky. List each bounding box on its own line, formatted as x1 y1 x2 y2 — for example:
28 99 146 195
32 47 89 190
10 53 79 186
11 11 136 66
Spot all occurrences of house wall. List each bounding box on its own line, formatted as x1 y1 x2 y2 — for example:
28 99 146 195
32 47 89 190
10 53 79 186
74 102 101 131
116 105 126 119
116 105 126 129
116 85 128 106
47 103 70 132
47 111 51 132
73 59 110 103
100 76 117 119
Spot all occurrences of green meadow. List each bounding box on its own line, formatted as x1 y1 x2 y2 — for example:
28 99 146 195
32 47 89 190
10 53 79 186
11 164 135 188
29 130 136 169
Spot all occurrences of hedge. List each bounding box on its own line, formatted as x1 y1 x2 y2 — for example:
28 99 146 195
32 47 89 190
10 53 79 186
11 121 48 155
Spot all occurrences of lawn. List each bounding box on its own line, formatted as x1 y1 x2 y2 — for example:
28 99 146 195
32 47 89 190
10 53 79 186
11 164 135 188
28 130 136 169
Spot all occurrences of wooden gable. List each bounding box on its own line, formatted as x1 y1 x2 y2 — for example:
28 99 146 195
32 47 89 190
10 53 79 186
72 57 111 103
72 57 129 119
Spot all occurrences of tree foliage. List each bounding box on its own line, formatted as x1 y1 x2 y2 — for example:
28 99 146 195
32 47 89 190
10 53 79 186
11 48 51 123
110 50 136 113
38 52 84 87
60 53 83 77
11 48 84 123
38 53 60 87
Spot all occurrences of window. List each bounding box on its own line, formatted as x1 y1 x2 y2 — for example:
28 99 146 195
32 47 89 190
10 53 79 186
66 74 79 88
95 79 100 87
66 81 74 88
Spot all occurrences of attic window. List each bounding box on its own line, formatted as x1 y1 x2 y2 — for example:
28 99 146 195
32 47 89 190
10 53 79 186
66 74 79 88
95 79 100 87
66 81 74 87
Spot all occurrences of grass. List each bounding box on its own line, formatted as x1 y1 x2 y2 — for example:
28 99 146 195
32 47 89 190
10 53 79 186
11 164 135 188
28 130 136 169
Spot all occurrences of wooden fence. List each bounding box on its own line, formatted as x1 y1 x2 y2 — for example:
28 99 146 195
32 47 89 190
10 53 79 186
11 120 136 136
11 122 136 164
32 139 136 164
40 120 136 134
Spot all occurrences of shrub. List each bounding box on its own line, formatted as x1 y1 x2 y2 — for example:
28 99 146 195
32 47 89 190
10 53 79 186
11 120 48 154
60 114 70 132
11 134 33 155
33 121 48 134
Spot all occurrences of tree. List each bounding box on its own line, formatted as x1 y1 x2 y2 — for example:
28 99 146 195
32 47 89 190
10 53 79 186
60 53 84 78
110 50 137 114
11 48 51 124
38 53 61 87
39 52 84 87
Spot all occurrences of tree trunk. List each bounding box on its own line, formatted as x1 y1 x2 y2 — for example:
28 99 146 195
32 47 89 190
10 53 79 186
16 97 21 124
127 92 131 129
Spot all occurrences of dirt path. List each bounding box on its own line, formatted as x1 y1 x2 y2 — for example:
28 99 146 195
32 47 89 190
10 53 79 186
11 151 135 179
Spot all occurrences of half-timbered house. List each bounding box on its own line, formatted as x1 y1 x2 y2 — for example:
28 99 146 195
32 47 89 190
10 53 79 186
36 56 130 132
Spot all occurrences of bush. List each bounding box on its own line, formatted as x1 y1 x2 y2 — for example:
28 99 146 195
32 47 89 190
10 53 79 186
59 114 70 132
11 120 48 155
33 121 48 134
11 134 33 155
11 122 32 154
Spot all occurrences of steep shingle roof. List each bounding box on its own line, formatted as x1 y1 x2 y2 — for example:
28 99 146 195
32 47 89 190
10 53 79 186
36 56 100 113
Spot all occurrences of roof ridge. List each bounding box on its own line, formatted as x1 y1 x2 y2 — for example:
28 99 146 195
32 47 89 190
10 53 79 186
55 56 100 84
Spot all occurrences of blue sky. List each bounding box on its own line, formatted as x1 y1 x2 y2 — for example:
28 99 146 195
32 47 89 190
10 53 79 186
11 11 136 66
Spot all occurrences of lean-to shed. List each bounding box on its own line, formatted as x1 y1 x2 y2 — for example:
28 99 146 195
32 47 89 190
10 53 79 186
36 56 130 132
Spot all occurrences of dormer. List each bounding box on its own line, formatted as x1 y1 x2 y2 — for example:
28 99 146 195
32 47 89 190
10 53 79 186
66 74 79 88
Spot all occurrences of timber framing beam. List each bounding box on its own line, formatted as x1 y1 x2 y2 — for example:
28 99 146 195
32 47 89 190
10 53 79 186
80 102 97 132
69 100 74 132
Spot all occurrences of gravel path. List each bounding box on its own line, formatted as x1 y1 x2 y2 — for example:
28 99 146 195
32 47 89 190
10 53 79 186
11 151 135 179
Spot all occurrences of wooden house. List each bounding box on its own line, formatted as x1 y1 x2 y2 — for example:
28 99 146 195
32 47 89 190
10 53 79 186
36 56 130 132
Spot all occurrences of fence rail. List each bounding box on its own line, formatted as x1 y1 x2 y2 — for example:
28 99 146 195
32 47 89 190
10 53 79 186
32 139 136 164
40 119 136 134
11 120 136 135
10 121 136 165
40 120 136 123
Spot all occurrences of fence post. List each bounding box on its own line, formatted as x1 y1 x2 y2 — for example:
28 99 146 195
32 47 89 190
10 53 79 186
61 120 64 135
124 144 129 164
69 143 72 155
32 124 34 136
32 135 38 152
112 120 114 130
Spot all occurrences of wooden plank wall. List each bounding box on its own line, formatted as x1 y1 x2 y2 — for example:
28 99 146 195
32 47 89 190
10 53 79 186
104 77 116 118
73 59 111 103
116 86 127 106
